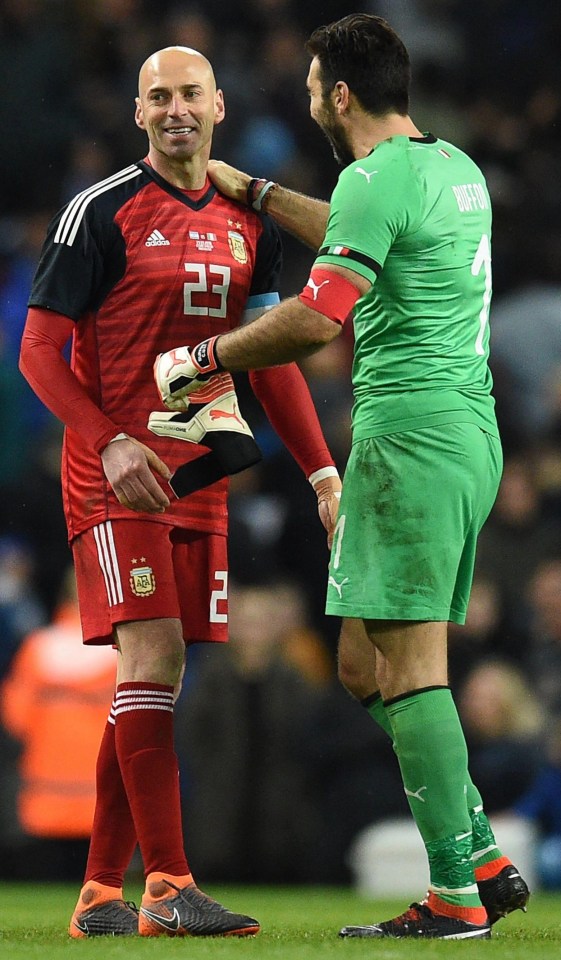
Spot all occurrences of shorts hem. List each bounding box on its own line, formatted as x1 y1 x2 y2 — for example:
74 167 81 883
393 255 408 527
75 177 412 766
325 602 464 623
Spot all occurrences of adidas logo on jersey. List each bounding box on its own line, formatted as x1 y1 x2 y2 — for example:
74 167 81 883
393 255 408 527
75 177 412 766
145 229 170 246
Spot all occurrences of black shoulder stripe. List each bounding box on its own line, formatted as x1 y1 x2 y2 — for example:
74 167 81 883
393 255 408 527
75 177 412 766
53 165 143 247
318 244 381 275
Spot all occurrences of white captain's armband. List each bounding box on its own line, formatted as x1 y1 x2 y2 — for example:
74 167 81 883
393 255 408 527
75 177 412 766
298 267 361 324
241 291 280 325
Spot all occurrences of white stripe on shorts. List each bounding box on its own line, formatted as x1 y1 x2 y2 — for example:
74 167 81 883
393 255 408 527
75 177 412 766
93 521 124 607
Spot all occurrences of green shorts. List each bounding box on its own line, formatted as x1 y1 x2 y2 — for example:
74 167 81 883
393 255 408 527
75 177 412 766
326 423 502 624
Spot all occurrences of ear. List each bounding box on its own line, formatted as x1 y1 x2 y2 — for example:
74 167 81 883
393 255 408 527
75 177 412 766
214 88 226 127
333 81 350 115
134 97 145 131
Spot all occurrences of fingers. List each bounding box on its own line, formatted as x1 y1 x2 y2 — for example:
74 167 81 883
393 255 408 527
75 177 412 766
114 472 170 514
129 438 172 481
102 437 171 513
318 493 340 550
207 159 250 203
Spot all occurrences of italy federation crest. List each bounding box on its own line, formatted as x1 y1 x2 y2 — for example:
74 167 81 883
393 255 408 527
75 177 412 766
129 562 156 597
228 230 247 264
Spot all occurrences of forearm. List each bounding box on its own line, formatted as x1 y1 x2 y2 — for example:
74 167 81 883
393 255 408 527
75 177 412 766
263 185 329 251
215 297 339 372
207 160 329 250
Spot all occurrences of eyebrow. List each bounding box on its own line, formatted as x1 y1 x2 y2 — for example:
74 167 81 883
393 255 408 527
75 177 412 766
147 82 204 94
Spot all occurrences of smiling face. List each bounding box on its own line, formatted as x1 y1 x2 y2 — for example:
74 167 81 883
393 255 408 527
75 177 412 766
307 56 355 167
135 47 225 184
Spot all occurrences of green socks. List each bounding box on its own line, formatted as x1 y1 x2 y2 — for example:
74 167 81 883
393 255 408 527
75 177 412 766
364 690 503 869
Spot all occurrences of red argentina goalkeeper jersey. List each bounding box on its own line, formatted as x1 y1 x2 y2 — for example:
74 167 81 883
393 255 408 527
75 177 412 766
28 161 282 540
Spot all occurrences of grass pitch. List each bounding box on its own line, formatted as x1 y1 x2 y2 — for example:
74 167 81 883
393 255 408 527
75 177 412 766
0 882 560 959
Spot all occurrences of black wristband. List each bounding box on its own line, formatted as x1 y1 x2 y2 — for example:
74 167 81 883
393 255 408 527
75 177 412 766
191 336 224 375
246 178 261 207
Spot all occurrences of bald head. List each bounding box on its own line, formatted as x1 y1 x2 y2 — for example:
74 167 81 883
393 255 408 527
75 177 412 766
134 44 224 184
138 46 216 98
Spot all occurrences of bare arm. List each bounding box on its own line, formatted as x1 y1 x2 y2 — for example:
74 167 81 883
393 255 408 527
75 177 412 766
216 296 340 371
214 264 370 372
208 160 329 251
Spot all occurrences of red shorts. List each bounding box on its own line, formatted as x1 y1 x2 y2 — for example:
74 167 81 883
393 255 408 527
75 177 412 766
72 519 229 645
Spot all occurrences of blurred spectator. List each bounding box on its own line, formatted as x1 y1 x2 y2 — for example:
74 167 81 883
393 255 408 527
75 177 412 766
2 421 69 617
490 284 561 449
0 209 58 477
175 578 333 883
457 659 545 814
0 329 31 486
448 573 526 690
0 0 79 214
475 454 561 631
303 680 410 884
0 567 117 881
0 534 46 680
514 715 561 890
525 557 561 716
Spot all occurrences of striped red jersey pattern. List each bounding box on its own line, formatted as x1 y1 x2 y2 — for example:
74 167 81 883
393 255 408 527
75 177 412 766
29 161 282 540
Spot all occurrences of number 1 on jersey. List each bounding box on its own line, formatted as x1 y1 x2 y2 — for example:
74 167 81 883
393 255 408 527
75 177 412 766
471 233 492 356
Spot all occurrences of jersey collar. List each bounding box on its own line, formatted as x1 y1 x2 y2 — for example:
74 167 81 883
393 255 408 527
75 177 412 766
136 159 217 210
408 133 438 144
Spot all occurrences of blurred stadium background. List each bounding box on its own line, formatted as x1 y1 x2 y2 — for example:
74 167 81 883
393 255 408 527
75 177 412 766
1 0 561 896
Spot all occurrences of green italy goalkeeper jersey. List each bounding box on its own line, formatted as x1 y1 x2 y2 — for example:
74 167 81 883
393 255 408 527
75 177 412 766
315 133 499 441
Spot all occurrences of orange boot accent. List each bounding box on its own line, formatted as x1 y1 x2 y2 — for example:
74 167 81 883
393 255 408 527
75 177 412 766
426 892 487 927
69 881 123 938
143 872 194 900
139 872 194 937
474 854 512 882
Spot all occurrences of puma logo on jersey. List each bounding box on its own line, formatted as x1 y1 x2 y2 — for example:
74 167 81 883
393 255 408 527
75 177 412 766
355 168 379 183
145 229 170 246
404 785 427 802
328 574 350 598
306 277 330 301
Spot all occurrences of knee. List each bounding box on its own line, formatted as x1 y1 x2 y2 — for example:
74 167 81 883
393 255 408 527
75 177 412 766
337 648 370 700
117 621 185 687
156 643 185 687
127 647 184 687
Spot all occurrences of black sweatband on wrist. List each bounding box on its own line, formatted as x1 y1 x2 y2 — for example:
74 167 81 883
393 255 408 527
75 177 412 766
191 336 224 375
246 178 262 207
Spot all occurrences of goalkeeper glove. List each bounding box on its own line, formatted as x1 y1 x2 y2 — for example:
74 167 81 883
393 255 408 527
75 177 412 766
154 336 223 411
148 389 261 497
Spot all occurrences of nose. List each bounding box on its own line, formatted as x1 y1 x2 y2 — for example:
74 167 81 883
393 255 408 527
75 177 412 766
168 94 187 117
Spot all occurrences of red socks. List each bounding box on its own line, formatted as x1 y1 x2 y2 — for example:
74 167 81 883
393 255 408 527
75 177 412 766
114 683 190 877
84 704 137 886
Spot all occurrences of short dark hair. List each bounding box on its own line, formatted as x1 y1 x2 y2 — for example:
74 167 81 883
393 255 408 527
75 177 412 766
306 13 410 116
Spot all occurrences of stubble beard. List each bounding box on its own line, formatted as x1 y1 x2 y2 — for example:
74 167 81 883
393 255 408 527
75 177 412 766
317 110 355 168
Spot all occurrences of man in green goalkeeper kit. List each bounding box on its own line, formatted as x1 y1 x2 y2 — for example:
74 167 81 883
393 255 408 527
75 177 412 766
152 13 529 940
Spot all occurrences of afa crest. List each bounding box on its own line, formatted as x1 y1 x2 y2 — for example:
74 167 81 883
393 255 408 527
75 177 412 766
129 562 156 597
228 230 247 264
